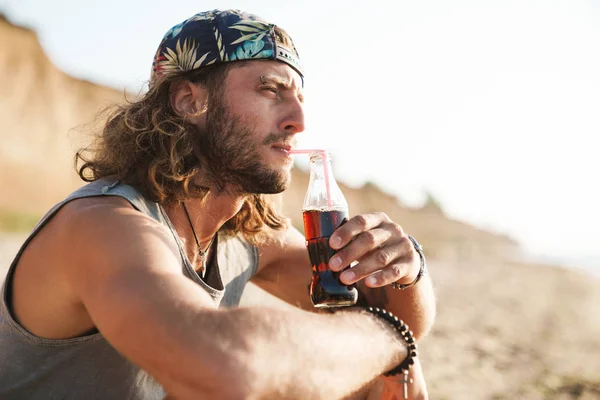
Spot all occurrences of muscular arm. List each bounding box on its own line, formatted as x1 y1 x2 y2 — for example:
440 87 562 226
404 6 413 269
61 200 407 400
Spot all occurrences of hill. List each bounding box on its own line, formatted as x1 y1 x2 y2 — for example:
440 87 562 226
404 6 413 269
0 14 124 214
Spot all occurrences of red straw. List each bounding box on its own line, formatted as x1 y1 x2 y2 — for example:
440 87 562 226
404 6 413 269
289 149 332 208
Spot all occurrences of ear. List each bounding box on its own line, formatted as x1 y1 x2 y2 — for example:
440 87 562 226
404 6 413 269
170 80 208 124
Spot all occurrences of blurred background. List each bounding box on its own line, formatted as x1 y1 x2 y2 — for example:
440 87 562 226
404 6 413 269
0 0 599 398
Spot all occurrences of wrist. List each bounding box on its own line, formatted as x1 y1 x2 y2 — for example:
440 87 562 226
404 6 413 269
336 307 408 369
362 307 418 377
340 306 415 376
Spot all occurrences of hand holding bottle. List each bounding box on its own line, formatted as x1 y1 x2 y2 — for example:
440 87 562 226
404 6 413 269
292 149 421 306
300 151 357 308
325 210 421 289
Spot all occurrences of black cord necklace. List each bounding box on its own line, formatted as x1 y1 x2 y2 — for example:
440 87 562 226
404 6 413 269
181 201 216 277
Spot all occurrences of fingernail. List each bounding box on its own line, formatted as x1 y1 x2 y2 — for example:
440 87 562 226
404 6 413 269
330 256 341 270
331 236 342 248
367 276 377 286
341 270 355 284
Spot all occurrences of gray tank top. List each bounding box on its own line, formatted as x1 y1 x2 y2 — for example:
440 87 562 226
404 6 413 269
0 178 259 399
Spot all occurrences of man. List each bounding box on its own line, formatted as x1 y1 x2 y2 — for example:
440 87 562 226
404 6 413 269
0 9 435 400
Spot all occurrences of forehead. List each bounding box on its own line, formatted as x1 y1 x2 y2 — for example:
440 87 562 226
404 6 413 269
226 60 303 89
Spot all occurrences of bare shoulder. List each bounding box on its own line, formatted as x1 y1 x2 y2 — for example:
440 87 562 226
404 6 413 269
26 194 184 302
59 195 168 241
10 195 182 338
54 196 182 287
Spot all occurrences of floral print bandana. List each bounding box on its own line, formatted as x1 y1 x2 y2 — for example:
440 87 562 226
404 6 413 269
150 9 304 85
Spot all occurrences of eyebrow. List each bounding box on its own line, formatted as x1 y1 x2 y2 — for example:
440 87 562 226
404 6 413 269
260 75 304 102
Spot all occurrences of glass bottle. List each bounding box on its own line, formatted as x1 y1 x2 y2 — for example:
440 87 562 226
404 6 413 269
302 152 358 308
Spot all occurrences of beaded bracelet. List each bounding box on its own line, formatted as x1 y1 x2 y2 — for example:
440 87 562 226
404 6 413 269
363 307 418 376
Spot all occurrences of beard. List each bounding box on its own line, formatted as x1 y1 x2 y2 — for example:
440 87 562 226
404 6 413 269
193 94 293 195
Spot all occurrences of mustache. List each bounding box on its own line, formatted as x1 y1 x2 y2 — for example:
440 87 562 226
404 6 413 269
263 132 296 146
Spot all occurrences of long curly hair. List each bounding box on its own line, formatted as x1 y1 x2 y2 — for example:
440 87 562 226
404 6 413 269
76 63 288 245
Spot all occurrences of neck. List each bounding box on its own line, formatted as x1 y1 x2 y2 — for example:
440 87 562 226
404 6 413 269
164 189 247 247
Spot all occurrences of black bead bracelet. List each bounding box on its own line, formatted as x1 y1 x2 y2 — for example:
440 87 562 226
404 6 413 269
364 307 418 377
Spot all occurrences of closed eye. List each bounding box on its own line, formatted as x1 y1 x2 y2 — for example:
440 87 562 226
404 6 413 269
261 86 278 94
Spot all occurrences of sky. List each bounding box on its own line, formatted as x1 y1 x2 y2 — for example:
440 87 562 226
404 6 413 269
2 0 599 270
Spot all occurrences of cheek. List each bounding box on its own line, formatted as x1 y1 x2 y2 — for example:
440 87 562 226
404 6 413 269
228 89 272 114
222 91 280 138
233 102 273 132
227 90 257 111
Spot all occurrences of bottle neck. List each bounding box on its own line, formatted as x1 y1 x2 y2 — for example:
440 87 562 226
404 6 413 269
304 153 348 211
309 157 332 181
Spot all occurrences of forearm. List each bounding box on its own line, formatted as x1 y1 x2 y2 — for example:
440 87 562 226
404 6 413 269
165 305 408 400
89 268 409 400
356 275 436 341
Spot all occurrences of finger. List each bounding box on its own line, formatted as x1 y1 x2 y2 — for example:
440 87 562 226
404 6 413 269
363 259 413 288
329 212 393 250
328 227 393 272
339 241 413 285
340 252 412 287
345 235 413 280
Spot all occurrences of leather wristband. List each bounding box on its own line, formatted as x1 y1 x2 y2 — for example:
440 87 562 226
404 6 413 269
391 235 426 290
363 307 418 376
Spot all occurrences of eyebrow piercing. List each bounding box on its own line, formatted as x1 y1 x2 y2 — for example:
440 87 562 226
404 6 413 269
260 75 268 85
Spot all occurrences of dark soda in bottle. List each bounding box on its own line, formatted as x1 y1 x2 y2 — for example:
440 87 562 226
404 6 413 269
302 152 358 308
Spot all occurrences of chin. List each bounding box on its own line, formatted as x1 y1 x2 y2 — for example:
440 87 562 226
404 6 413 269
246 168 291 195
263 171 292 194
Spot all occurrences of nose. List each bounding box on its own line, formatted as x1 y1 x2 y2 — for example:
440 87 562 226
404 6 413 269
279 98 305 135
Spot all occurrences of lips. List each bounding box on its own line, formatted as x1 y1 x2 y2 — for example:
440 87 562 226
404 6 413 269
271 143 293 152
